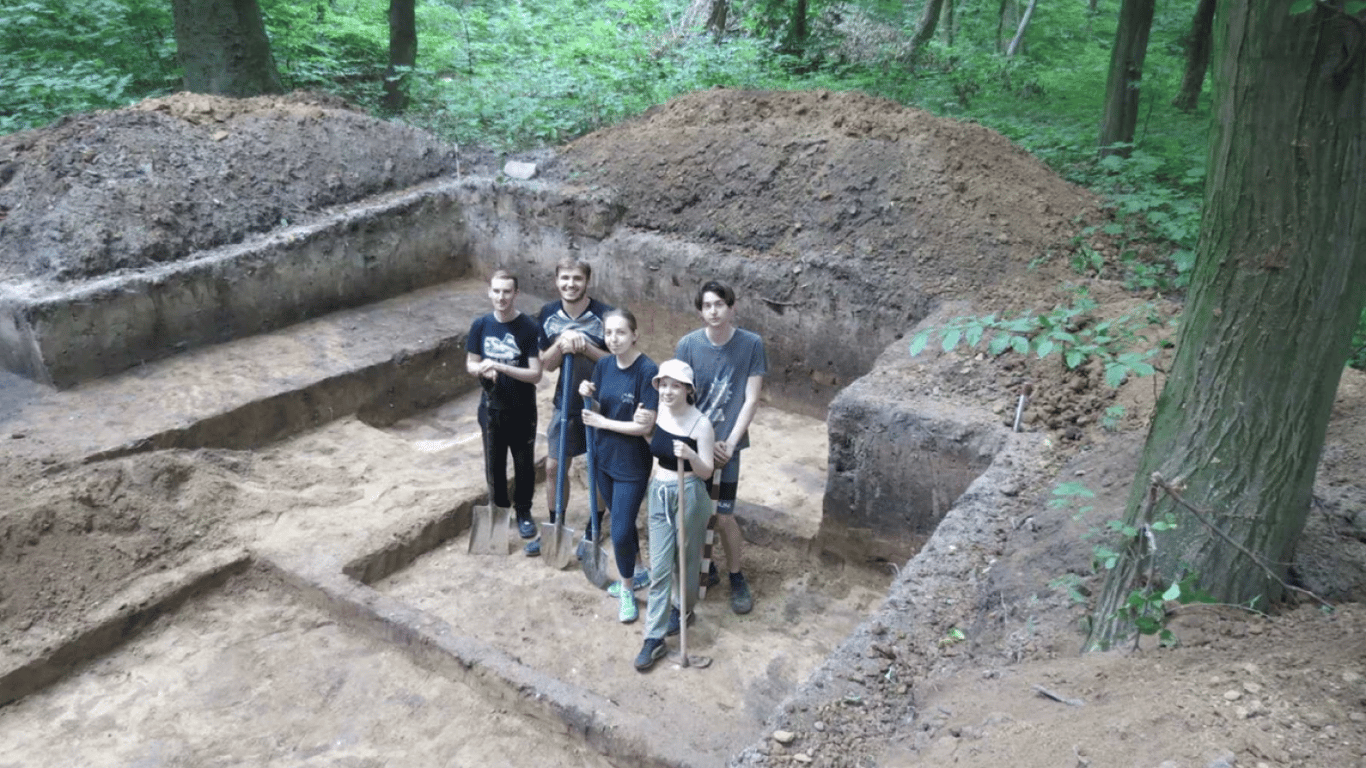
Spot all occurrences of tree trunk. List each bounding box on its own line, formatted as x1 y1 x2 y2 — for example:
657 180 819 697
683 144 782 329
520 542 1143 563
996 0 1011 52
908 0 947 59
1171 0 1217 112
171 0 283 97
943 0 955 47
1098 0 1156 155
383 0 417 113
706 0 728 39
1085 0 1366 651
1005 0 1038 58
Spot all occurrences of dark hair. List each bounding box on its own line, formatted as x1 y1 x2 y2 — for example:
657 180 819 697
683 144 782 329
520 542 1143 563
695 280 735 310
604 307 638 333
554 257 592 282
490 269 518 290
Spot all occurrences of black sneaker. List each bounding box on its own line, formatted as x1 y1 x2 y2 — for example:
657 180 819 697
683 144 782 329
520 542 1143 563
729 572 753 615
665 607 695 637
702 562 720 589
524 539 541 557
517 518 536 539
634 637 667 672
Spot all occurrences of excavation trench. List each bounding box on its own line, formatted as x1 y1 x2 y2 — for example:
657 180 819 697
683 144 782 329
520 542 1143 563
0 178 1003 766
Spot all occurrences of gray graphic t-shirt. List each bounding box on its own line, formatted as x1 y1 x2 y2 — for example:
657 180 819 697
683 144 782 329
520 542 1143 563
675 327 768 450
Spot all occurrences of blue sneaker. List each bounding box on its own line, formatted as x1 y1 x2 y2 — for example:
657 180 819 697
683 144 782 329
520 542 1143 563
524 539 541 557
517 518 536 539
634 638 666 671
665 607 694 637
632 565 650 587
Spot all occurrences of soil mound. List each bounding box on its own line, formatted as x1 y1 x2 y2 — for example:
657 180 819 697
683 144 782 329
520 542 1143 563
0 92 460 282
560 88 1100 294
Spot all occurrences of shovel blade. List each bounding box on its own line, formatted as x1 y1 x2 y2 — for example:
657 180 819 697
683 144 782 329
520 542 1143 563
580 536 614 590
540 520 577 570
468 504 511 555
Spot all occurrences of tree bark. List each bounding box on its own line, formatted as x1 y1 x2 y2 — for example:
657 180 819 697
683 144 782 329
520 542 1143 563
1171 0 1217 112
706 0 728 39
1005 0 1038 58
908 0 947 59
1098 0 1156 155
943 0 956 47
1085 0 1366 651
171 0 283 97
383 0 417 113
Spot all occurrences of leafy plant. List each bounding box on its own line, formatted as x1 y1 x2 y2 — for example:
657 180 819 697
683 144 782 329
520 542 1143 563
908 293 1162 387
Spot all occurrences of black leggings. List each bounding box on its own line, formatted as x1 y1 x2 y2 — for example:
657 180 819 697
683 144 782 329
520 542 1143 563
478 404 536 515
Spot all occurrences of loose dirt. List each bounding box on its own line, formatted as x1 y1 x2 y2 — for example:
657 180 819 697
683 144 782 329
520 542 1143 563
2 88 1364 766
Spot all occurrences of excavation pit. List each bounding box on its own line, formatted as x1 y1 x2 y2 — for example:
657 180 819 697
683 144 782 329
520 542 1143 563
1 164 1011 765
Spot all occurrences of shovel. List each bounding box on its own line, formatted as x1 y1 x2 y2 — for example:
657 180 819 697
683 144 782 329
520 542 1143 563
541 353 578 570
580 396 614 589
468 390 511 555
675 469 711 669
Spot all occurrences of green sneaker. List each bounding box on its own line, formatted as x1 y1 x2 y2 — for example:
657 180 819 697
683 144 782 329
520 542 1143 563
618 585 638 624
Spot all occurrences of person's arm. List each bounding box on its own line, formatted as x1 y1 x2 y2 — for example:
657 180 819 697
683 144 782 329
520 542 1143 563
467 352 493 380
716 374 763 463
682 419 715 481
493 354 542 384
585 408 653 437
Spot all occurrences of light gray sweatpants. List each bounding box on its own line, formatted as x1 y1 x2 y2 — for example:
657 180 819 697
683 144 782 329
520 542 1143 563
643 475 713 640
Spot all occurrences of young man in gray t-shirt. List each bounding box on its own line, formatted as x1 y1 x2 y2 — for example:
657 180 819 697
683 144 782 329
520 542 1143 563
674 280 767 615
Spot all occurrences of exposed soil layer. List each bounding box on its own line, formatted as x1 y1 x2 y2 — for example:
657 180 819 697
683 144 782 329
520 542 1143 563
0 92 459 281
2 88 1364 767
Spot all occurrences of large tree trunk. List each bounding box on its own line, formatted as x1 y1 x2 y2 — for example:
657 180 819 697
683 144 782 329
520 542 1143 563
706 0 728 39
171 0 283 96
1171 0 1217 112
1085 0 1366 651
1098 0 1156 155
908 0 947 59
943 0 955 46
383 0 417 113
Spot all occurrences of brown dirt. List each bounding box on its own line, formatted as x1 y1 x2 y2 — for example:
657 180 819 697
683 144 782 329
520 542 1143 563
3 88 1365 766
0 91 459 281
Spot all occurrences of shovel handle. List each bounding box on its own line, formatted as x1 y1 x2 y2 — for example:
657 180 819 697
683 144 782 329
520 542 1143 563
677 467 689 665
582 395 599 542
554 354 574 522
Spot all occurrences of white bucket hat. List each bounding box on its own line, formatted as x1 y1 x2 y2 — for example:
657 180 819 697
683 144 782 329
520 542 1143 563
651 359 695 390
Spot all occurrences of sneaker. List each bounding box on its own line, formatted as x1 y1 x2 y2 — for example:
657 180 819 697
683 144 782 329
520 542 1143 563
618 585 638 624
632 565 650 587
524 539 541 557
665 607 695 637
517 518 536 540
702 562 720 589
729 572 753 615
634 637 666 671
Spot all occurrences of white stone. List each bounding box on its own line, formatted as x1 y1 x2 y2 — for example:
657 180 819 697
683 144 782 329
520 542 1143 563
773 730 797 745
503 160 537 180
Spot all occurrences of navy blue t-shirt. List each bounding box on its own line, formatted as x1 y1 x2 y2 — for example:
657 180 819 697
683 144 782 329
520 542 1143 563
589 353 659 482
466 312 540 412
538 297 612 416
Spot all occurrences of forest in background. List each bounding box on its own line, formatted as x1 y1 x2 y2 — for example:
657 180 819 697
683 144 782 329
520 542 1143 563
2 0 1362 365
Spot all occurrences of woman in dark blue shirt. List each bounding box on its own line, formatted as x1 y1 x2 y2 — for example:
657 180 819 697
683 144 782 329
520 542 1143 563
579 309 658 624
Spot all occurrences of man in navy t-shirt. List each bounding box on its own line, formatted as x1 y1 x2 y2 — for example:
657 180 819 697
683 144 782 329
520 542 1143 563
534 257 612 554
466 270 543 543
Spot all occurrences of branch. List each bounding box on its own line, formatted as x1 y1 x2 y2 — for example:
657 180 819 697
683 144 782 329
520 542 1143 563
1149 473 1332 609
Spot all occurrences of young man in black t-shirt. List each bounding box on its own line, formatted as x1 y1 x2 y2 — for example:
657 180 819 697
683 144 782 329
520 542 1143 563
466 270 543 541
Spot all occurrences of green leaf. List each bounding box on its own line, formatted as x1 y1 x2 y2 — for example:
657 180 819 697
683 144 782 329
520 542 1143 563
1036 338 1055 358
942 328 962 352
964 323 985 348
1288 0 1314 12
1065 349 1084 369
1053 482 1095 498
908 332 930 356
1105 363 1128 388
1134 615 1162 635
1011 335 1029 354
989 334 1011 356
1162 583 1182 601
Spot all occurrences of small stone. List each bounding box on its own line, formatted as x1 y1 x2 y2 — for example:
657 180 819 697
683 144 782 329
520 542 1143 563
503 160 537 179
1242 681 1262 694
10 432 25 439
1223 690 1243 701
1206 751 1236 768
773 730 797 745
793 754 813 764
813 721 826 732
1343 670 1362 684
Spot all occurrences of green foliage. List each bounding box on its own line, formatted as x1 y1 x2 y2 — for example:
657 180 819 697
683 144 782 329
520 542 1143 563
0 0 177 132
908 292 1162 387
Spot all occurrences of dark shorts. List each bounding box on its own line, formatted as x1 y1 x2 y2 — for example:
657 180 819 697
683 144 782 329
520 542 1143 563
547 407 587 459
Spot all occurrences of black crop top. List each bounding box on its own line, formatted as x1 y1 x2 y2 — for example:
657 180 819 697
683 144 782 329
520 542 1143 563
650 423 699 472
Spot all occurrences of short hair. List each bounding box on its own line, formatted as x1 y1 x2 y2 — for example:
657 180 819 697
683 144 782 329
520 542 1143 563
554 257 592 282
695 280 735 310
604 307 638 333
490 269 519 290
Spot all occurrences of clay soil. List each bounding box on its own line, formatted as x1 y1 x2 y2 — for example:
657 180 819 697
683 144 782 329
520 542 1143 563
2 89 1365 766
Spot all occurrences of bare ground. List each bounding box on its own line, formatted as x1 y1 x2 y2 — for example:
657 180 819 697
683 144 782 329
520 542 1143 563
2 89 1364 766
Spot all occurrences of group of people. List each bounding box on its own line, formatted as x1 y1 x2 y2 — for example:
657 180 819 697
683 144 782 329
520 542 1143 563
465 258 767 671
